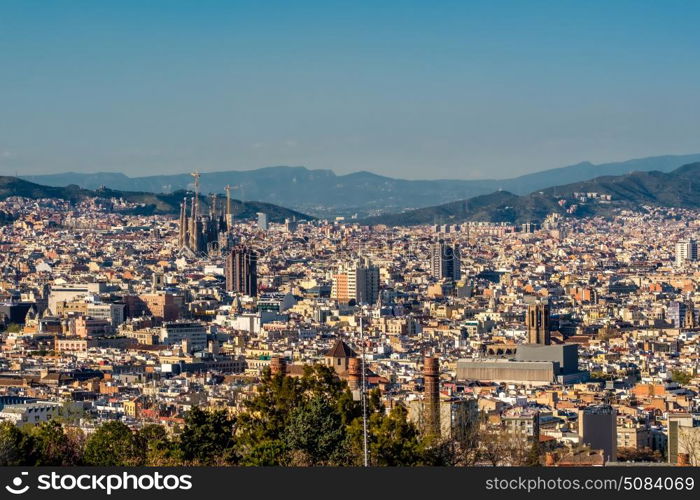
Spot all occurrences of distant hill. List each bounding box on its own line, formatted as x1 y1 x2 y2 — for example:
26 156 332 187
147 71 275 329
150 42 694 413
0 176 311 222
361 162 700 226
21 154 700 217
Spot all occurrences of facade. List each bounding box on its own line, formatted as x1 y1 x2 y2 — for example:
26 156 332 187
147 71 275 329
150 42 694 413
408 397 478 441
526 302 550 345
502 407 541 439
225 246 258 296
668 413 700 465
324 339 356 376
74 316 112 338
667 301 697 328
675 238 698 266
0 402 63 426
578 405 617 463
159 321 208 352
514 344 579 375
430 241 461 281
331 257 379 305
456 359 556 385
257 212 268 231
617 425 652 451
127 292 182 322
56 300 125 326
48 282 107 313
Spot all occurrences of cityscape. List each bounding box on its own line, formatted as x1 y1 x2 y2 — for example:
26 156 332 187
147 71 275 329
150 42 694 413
2 1 700 475
1 178 700 466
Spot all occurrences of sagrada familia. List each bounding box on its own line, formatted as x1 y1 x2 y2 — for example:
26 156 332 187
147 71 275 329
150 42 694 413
178 172 236 255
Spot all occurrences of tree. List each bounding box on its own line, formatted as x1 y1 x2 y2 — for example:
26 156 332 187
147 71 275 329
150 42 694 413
284 395 348 466
236 364 360 465
138 424 182 466
617 447 662 463
0 421 36 466
478 426 514 466
83 421 143 466
677 427 700 465
671 370 693 386
525 439 542 466
30 420 82 465
347 397 424 466
178 407 236 465
454 411 483 466
236 368 303 464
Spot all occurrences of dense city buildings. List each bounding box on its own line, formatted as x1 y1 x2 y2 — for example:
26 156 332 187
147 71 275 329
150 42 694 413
2 193 700 466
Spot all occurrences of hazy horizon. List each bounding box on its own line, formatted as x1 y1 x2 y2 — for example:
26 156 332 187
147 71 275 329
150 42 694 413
2 1 700 179
13 152 700 182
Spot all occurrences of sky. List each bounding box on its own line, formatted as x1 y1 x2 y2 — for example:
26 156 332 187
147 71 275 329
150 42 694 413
1 0 699 180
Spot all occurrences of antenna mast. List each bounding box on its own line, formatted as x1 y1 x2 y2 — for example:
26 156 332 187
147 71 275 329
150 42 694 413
360 315 368 467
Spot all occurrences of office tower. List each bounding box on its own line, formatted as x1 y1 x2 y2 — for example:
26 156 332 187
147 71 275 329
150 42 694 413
526 302 550 345
676 239 698 266
578 405 617 463
430 240 461 281
521 222 540 233
225 245 258 296
257 212 268 231
423 356 440 438
284 217 298 233
331 257 379 305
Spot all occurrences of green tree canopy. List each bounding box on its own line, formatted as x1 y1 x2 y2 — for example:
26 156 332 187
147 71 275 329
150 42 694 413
30 420 82 465
0 421 36 466
178 407 236 465
83 421 143 466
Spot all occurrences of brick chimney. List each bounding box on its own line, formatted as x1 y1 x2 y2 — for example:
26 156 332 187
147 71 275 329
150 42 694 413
270 356 287 376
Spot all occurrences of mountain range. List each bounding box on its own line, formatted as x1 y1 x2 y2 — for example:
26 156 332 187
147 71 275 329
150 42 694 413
20 153 700 217
361 162 700 226
0 176 311 222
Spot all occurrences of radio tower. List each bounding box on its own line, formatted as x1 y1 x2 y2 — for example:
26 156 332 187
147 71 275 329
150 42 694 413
360 315 368 466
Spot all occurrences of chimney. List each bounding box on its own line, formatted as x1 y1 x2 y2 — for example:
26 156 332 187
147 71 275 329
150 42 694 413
423 356 440 438
270 356 287 377
348 357 361 391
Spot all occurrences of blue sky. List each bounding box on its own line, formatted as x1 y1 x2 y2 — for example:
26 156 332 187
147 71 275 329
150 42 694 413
1 0 699 179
